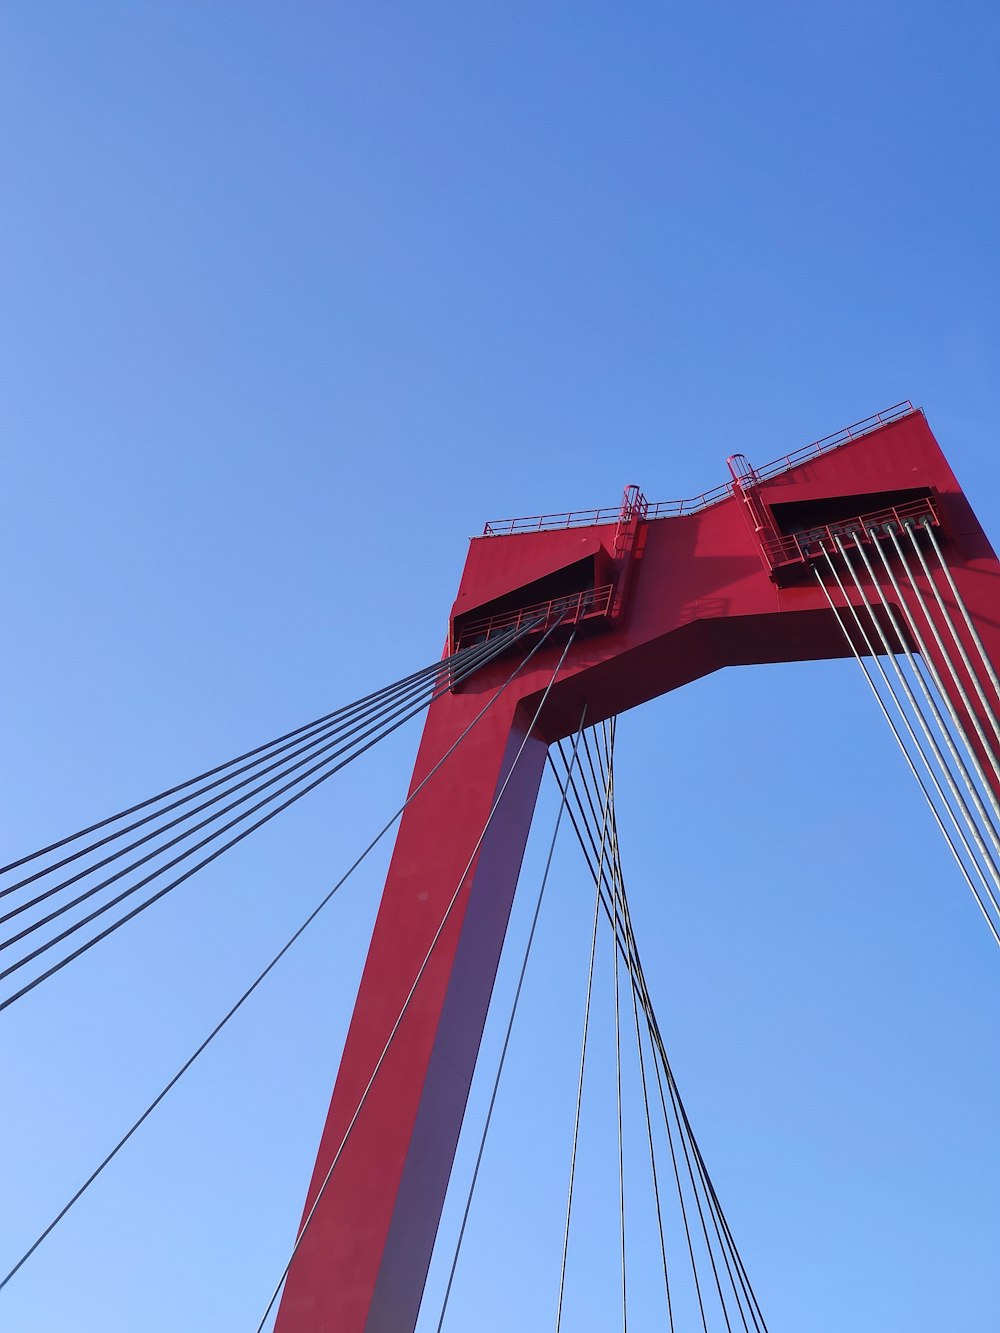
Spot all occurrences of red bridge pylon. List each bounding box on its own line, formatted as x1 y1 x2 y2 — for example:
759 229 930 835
275 403 1000 1331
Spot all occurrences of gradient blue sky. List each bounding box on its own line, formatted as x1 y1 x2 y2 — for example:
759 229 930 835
1 4 998 1330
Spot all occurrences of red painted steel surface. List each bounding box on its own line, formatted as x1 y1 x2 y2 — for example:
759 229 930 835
275 409 1000 1332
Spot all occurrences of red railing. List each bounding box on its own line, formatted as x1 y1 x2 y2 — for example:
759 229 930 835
644 481 734 521
760 495 939 568
453 584 615 651
480 402 917 536
483 505 630 537
481 485 731 535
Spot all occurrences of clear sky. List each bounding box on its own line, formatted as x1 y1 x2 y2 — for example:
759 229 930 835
0 3 998 1330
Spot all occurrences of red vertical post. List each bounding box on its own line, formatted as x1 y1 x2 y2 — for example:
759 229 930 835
274 680 550 1331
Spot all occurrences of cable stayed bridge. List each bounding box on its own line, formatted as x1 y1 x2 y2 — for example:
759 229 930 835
2 403 998 1330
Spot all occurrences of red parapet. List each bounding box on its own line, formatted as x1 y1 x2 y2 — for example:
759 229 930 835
275 404 999 1333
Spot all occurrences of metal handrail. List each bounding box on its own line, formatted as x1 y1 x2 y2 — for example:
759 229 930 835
762 494 939 566
480 401 917 536
483 508 621 537
454 584 615 649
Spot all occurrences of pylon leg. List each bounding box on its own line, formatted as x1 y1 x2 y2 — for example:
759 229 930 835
275 687 547 1332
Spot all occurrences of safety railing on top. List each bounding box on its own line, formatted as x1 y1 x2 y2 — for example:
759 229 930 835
481 401 917 536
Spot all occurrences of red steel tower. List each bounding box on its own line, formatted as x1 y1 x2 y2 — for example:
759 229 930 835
274 404 1000 1331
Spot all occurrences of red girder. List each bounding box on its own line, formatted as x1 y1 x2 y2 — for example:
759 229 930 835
274 408 1000 1332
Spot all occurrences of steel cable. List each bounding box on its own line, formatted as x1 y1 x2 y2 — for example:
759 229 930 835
589 736 754 1333
847 533 1000 866
815 561 1000 945
601 722 629 1333
0 631 513 904
0 619 561 1295
0 633 511 881
924 519 1000 710
556 743 712 1331
547 742 687 1326
672 1088 768 1333
433 705 589 1333
0 636 503 987
599 800 676 1330
894 522 1000 783
624 910 675 1329
553 722 612 1333
835 535 1000 913
650 1019 739 1333
2 667 463 931
617 893 759 1331
551 734 768 1332
646 1012 713 1333
0 627 521 948
868 529 1000 827
0 623 545 1013
548 754 642 982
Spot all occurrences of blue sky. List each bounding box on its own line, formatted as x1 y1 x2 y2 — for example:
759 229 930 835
0 3 998 1330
